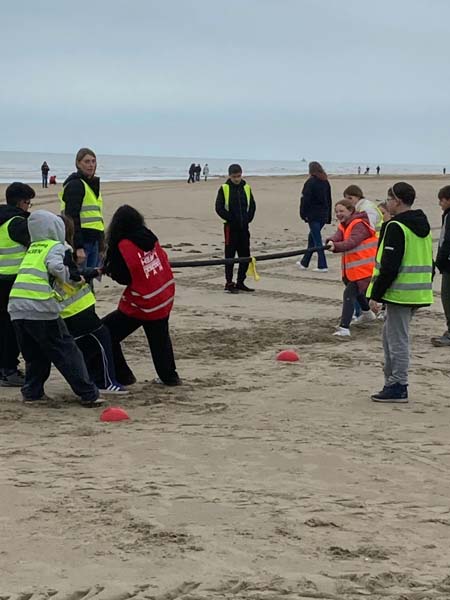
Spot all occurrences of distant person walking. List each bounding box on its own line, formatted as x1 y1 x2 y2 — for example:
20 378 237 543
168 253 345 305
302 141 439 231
431 185 450 347
59 148 104 268
215 164 256 293
376 165 381 175
297 161 332 272
203 164 210 181
367 182 433 403
364 166 370 175
358 166 361 175
187 163 196 183
195 164 201 182
444 167 447 176
41 161 50 188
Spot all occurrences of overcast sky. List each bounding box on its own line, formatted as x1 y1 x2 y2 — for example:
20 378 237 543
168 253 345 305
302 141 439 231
1 0 449 163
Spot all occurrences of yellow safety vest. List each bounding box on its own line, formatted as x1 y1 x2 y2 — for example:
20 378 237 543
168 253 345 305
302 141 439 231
221 183 252 224
367 221 433 305
0 217 27 276
10 240 60 301
60 180 104 232
59 281 96 319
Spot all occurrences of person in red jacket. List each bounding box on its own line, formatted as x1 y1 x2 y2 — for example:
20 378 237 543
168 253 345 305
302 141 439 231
326 199 377 338
102 205 180 386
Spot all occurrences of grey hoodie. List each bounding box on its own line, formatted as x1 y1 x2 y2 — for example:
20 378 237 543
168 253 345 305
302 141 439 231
9 210 77 321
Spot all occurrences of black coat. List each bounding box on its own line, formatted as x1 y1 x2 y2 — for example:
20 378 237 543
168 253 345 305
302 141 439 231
61 171 102 249
299 176 332 224
435 207 450 274
215 179 256 229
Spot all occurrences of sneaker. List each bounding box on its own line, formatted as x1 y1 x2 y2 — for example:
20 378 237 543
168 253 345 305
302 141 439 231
21 394 53 404
0 370 25 387
313 268 328 273
431 335 450 347
98 383 129 395
235 282 254 292
296 261 308 270
79 397 105 407
152 376 182 386
333 327 351 338
377 311 386 321
353 310 376 326
371 383 408 403
224 282 239 294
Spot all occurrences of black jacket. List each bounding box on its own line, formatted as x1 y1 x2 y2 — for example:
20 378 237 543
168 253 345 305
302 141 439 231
104 226 158 285
299 176 332 224
62 171 103 249
0 205 30 280
435 207 450 274
215 179 256 229
369 209 431 304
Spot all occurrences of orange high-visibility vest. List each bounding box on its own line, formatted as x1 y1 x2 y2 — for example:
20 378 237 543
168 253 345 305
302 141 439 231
339 218 378 281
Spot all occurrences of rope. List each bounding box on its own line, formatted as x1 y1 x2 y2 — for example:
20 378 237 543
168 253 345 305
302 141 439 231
170 245 330 268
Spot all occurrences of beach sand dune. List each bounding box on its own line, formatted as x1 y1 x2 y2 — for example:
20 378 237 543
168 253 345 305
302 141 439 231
1 176 450 598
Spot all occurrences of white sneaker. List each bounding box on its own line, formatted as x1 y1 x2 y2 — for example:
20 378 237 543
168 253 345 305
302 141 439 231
313 268 328 273
99 384 130 395
296 261 307 270
333 327 351 337
353 310 376 326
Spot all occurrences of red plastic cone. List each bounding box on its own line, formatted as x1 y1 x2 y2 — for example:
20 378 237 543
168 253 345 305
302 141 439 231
100 407 130 422
276 349 300 362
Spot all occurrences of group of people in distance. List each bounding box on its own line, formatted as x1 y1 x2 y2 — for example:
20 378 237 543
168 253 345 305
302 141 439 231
187 163 209 183
0 154 447 406
0 147 180 407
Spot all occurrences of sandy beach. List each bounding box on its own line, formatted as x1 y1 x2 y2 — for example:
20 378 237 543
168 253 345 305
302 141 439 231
2 174 450 599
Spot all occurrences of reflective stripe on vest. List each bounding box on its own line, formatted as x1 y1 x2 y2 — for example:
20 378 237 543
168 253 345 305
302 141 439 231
59 180 104 232
9 240 60 301
367 221 433 304
0 217 27 276
60 283 96 319
222 184 251 211
339 219 378 281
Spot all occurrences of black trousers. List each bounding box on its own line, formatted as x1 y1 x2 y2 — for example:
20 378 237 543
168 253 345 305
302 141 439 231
0 279 20 374
224 225 250 284
340 281 370 328
73 325 120 389
13 318 98 401
102 310 179 385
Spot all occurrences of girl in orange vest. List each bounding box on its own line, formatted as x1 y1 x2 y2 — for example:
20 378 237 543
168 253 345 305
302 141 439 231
326 199 378 337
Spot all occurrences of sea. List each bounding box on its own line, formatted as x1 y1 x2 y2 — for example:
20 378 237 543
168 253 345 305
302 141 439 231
0 151 447 183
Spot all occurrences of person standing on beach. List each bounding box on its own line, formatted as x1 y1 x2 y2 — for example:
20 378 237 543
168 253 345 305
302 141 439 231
376 165 381 175
0 183 33 387
358 166 361 175
297 161 332 272
187 163 196 183
215 164 256 293
59 148 104 268
41 161 50 188
203 164 210 181
431 186 450 347
367 182 433 403
195 164 201 182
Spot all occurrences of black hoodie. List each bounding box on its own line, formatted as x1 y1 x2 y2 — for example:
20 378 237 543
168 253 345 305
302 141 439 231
104 226 158 285
369 209 431 303
215 178 256 229
62 171 102 249
0 204 30 280
435 207 450 274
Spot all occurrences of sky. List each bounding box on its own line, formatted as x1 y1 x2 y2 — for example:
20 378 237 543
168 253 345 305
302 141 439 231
1 0 450 164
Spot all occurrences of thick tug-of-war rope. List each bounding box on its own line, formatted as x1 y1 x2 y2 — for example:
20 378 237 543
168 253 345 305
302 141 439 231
169 245 330 268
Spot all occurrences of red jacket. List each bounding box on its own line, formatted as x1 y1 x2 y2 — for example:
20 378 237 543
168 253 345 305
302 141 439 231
118 240 175 320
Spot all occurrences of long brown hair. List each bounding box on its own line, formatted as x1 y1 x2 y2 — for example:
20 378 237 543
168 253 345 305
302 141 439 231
76 147 96 167
309 161 328 181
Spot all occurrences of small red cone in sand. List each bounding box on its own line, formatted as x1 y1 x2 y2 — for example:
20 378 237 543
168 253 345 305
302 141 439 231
276 350 300 362
100 407 130 422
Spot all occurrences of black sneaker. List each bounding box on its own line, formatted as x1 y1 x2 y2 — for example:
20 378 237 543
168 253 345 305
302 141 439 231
1 370 25 387
371 383 408 403
224 282 239 294
235 282 254 292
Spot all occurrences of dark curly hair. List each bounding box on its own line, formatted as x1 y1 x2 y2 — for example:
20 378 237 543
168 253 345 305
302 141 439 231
106 204 146 251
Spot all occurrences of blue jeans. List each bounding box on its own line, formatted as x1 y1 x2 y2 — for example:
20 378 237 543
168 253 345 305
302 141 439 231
301 221 328 269
83 240 100 268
